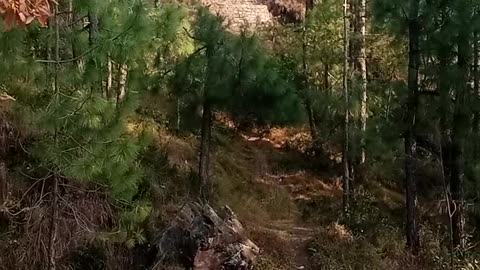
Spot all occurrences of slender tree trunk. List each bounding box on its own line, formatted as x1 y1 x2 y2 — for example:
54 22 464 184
0 122 7 206
437 14 454 266
199 45 215 201
116 64 128 104
473 31 479 137
0 162 6 206
175 98 181 135
438 9 452 189
324 62 329 92
106 58 113 98
357 0 367 165
451 4 470 250
303 0 317 144
48 5 60 269
474 31 479 98
69 0 76 60
342 0 351 219
199 99 212 201
48 175 59 270
438 130 455 270
88 11 99 46
405 0 420 254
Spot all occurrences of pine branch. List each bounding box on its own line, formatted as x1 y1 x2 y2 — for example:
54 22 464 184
160 45 206 79
35 23 135 64
59 90 93 120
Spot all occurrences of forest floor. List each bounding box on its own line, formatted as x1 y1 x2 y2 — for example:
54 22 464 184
160 124 422 270
233 130 344 270
219 127 410 270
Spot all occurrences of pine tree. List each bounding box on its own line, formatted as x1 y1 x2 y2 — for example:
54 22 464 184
354 0 367 165
302 0 317 144
404 0 420 254
342 0 351 219
171 8 302 200
450 0 472 251
0 2 188 266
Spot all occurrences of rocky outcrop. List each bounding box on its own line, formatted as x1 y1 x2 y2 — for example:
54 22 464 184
199 0 306 31
200 0 273 31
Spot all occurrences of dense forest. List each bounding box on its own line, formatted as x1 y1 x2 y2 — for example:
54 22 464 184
1 0 480 269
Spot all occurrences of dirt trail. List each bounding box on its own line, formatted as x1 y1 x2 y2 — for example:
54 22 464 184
241 131 342 270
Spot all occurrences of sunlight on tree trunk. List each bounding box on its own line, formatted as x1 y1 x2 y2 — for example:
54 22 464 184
106 57 113 98
357 0 367 165
117 63 128 104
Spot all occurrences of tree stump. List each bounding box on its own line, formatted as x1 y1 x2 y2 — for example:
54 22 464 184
152 203 259 270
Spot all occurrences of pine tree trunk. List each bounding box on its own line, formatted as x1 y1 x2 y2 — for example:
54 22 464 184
199 99 212 201
88 11 99 46
48 175 59 270
438 7 452 186
451 4 470 250
48 5 61 269
342 0 351 219
0 161 6 206
437 14 454 263
106 58 113 98
303 0 317 145
405 0 420 254
117 63 128 104
198 44 217 201
69 0 76 60
324 62 329 92
473 31 479 137
439 50 451 193
357 0 367 165
176 98 181 134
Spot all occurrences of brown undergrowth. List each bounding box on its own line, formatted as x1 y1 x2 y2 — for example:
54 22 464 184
0 109 470 270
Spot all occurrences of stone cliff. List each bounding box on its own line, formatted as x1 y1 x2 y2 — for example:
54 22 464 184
199 0 306 31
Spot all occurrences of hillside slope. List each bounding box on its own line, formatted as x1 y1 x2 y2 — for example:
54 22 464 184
156 123 429 270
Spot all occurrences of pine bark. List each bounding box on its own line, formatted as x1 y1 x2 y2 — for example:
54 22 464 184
405 0 420 254
48 175 59 270
199 99 212 200
302 0 317 145
438 9 452 187
106 58 113 98
88 11 99 46
116 64 128 104
437 11 454 264
357 0 367 165
451 3 470 250
0 162 6 206
473 31 479 137
48 5 60 269
199 46 215 201
324 63 329 92
342 0 351 219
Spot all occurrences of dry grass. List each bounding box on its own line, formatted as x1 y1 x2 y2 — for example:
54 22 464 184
0 178 115 270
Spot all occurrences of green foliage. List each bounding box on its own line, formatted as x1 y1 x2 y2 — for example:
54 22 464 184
171 9 303 128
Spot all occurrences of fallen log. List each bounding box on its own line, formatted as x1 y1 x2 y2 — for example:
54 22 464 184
152 203 259 270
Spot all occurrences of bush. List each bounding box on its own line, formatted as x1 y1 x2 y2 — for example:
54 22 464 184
308 227 386 270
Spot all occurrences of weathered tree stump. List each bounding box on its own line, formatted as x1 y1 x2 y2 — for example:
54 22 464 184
152 203 259 270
